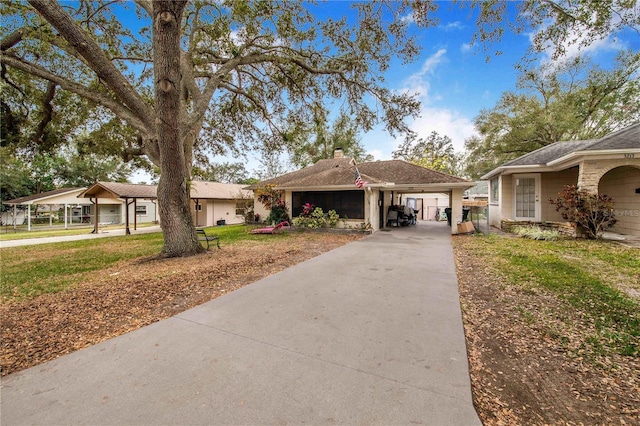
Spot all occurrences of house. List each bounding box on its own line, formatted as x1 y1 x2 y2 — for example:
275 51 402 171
3 181 253 232
247 149 474 234
189 181 253 227
79 181 252 231
481 123 640 236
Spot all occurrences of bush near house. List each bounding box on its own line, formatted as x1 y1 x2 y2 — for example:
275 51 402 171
292 204 340 229
550 185 617 239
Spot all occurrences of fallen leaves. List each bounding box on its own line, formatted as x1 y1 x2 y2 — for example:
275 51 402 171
0 233 362 376
453 235 640 426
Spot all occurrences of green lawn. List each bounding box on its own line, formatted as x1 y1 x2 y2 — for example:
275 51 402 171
464 235 640 357
0 223 157 241
0 224 285 301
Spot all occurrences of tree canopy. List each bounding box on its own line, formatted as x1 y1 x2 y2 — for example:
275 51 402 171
392 131 462 176
289 110 374 168
464 52 640 178
1 0 435 255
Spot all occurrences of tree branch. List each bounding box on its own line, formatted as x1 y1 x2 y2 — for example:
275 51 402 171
28 0 155 131
0 54 149 133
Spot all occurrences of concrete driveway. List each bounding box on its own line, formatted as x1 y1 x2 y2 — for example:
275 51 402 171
1 221 480 425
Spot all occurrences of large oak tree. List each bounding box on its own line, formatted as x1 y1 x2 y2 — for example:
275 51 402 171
1 0 430 256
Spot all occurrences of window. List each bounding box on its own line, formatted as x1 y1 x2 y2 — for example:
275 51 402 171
236 199 253 216
136 205 147 215
490 177 499 204
292 191 364 219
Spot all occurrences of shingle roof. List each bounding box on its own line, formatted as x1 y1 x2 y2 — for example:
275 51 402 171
503 140 596 166
247 158 470 189
191 181 251 199
79 182 158 199
3 187 84 205
503 122 640 167
79 181 250 200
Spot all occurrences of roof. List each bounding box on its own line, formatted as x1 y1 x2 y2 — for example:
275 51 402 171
79 182 158 199
3 187 85 205
78 181 251 200
191 181 251 199
482 122 640 179
247 158 471 190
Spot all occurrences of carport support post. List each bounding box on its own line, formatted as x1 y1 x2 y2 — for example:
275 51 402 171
451 188 464 234
93 198 99 234
125 198 133 235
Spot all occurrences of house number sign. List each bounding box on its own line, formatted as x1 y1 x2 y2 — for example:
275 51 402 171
623 153 635 158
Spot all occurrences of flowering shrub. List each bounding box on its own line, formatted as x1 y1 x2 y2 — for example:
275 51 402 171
256 184 290 224
293 206 340 229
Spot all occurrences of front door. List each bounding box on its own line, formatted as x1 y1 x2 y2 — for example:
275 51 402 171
513 174 541 221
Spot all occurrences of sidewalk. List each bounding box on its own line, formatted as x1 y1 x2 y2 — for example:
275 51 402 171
0 225 162 248
1 221 480 425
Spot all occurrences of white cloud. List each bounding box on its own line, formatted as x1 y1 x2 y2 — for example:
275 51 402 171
401 49 447 102
439 21 464 31
408 107 475 153
460 43 472 53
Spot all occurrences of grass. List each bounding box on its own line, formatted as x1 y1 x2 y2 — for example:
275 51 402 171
465 235 640 357
0 223 157 241
0 224 288 301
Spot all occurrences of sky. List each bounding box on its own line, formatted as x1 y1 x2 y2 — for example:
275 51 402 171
130 1 638 182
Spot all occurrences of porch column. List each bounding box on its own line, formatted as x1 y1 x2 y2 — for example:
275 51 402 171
577 160 599 193
13 205 17 230
27 205 31 231
367 187 377 230
64 204 68 229
450 188 464 235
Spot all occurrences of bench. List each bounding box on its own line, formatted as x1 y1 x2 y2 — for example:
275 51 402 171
196 228 220 249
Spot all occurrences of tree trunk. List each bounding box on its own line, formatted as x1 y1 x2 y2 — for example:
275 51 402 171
153 1 202 257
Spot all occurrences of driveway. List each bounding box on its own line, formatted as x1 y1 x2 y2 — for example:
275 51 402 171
1 221 480 425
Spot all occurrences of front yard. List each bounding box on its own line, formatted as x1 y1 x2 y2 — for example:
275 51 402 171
1 226 638 424
453 234 640 425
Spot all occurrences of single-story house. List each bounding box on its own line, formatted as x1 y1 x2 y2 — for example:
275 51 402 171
481 123 640 236
3 181 253 232
189 180 253 227
247 149 475 234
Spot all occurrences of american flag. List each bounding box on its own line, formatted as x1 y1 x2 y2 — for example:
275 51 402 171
354 168 366 188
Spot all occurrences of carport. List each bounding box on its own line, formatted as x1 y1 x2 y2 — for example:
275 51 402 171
3 187 89 231
78 182 158 235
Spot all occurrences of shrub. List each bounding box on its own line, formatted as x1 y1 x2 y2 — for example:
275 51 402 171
512 225 560 241
292 206 340 229
256 184 290 224
550 185 616 239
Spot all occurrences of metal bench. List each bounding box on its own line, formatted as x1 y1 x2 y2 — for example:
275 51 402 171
196 228 220 249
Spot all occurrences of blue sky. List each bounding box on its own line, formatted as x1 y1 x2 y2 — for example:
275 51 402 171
345 2 637 160
127 1 637 181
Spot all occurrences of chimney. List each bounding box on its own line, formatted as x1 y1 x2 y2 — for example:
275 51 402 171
333 147 344 158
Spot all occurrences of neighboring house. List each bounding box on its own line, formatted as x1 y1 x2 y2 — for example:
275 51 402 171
4 181 253 232
247 149 474 234
189 181 253 227
80 181 252 230
481 123 640 236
